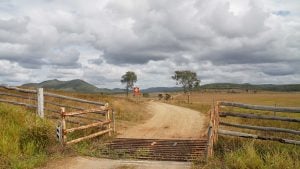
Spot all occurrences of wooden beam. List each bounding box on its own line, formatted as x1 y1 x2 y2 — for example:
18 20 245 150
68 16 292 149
0 99 36 108
45 101 85 110
0 86 36 93
61 107 66 145
44 92 106 106
45 115 87 125
37 88 44 118
43 102 102 121
66 128 112 145
68 115 103 122
220 112 300 123
220 121 300 135
0 92 36 100
65 120 111 134
0 86 105 106
218 129 300 145
219 101 300 113
44 108 61 114
65 108 108 116
205 124 213 161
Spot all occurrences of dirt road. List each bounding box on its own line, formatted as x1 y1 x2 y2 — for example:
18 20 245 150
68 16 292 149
118 102 207 139
40 157 191 169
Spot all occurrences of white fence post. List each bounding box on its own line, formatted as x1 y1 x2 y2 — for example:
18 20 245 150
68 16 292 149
37 88 44 118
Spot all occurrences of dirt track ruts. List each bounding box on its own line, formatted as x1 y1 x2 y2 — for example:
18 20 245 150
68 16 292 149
118 101 207 139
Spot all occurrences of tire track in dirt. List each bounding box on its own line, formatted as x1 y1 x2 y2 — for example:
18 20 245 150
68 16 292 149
118 102 207 139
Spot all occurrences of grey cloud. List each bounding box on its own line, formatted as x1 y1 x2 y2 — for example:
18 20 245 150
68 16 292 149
273 10 290 16
104 51 169 65
0 17 29 33
0 0 300 87
47 48 81 68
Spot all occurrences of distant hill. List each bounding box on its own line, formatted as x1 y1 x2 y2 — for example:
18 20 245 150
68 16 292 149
21 79 300 93
142 87 182 93
200 83 300 92
22 79 112 93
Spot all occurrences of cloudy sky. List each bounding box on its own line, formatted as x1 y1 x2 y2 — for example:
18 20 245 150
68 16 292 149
0 0 299 89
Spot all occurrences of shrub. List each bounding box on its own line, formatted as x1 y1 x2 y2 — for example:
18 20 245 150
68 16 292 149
142 93 150 98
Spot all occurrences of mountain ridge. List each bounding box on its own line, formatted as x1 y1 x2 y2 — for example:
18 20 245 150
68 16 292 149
21 79 300 93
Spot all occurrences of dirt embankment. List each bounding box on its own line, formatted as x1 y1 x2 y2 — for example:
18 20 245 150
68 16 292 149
118 101 207 139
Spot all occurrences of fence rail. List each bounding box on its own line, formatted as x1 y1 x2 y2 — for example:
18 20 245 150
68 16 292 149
218 129 300 145
0 85 115 145
0 98 36 108
220 121 300 135
0 86 106 106
0 92 36 100
216 101 300 145
220 111 300 122
60 107 113 145
220 101 300 113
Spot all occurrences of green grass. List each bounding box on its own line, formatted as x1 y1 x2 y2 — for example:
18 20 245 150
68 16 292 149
202 136 300 169
0 103 57 169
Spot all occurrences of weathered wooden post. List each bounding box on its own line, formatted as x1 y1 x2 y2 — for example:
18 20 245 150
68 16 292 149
214 101 220 143
112 109 116 133
108 110 111 136
37 88 44 118
105 103 112 136
61 107 66 145
206 122 213 161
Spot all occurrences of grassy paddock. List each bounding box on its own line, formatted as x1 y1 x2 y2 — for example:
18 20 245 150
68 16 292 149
174 91 300 169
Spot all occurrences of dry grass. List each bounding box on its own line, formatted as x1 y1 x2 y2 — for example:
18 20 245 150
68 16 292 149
172 91 300 169
174 91 300 106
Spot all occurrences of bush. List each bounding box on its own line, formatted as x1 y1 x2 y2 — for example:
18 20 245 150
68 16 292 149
158 94 163 100
142 93 150 98
165 94 171 100
19 122 53 154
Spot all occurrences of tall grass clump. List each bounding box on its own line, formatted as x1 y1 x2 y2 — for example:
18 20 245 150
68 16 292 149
203 136 300 169
0 103 56 169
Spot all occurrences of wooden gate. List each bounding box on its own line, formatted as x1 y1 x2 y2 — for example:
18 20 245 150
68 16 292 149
57 105 114 145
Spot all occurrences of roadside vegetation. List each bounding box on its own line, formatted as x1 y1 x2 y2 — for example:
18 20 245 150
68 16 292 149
0 103 57 169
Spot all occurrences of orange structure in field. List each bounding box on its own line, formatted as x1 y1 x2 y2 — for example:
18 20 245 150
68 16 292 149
133 87 140 96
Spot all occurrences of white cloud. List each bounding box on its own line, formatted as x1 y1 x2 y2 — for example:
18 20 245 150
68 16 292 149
0 0 299 88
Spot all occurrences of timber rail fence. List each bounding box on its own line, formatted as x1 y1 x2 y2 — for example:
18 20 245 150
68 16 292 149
205 101 300 159
0 85 115 145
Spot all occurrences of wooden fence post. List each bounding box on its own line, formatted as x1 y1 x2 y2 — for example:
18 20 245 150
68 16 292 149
105 103 112 136
112 110 116 133
37 88 44 118
61 107 66 145
206 122 213 161
214 101 220 143
108 110 111 136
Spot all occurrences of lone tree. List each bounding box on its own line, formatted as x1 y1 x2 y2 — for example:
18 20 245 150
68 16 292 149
121 71 137 96
172 70 200 103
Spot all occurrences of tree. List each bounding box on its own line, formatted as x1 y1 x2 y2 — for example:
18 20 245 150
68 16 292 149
165 93 171 101
158 93 163 100
121 71 137 97
172 70 200 103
